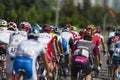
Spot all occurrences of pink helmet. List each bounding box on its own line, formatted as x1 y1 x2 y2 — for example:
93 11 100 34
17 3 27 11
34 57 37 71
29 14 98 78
8 22 17 31
19 22 31 32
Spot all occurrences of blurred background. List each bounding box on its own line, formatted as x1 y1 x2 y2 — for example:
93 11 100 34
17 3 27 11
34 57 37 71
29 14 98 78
0 0 120 31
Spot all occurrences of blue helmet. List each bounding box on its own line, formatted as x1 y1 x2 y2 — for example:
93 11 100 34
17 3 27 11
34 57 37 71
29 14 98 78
28 23 41 37
31 23 41 33
53 26 59 33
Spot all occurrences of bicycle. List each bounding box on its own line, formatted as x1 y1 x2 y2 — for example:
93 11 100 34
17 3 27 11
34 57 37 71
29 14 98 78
37 65 48 80
57 55 69 80
89 52 99 77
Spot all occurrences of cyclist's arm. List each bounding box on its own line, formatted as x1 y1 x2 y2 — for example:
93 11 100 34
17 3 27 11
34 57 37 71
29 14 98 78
58 41 64 55
41 52 51 77
54 36 61 55
69 37 74 50
101 38 106 55
51 40 57 58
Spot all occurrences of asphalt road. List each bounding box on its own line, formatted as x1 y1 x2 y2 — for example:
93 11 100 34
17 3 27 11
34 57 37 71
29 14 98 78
92 54 109 80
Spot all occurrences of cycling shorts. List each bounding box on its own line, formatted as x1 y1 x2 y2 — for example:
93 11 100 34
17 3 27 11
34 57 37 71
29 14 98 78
13 55 34 79
112 56 120 65
71 60 92 78
0 43 6 55
93 45 99 55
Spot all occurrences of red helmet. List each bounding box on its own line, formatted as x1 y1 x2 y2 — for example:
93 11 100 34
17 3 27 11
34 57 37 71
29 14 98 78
85 29 94 35
42 24 51 33
8 22 17 31
65 23 71 28
95 28 101 33
19 22 31 32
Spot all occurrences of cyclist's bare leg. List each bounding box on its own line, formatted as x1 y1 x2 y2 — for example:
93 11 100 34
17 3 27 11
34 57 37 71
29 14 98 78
18 74 24 80
47 61 54 80
113 66 118 80
98 53 101 63
85 73 92 80
95 55 100 68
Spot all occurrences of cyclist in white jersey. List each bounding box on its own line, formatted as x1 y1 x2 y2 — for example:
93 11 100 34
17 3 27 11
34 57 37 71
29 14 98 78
0 19 15 79
60 25 74 74
13 30 49 80
6 22 28 80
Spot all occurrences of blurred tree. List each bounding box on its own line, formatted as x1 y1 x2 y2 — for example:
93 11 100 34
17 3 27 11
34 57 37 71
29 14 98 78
83 0 91 11
0 0 119 27
26 5 39 24
17 6 27 23
90 6 105 25
116 13 120 25
6 8 18 22
59 0 78 25
0 2 6 19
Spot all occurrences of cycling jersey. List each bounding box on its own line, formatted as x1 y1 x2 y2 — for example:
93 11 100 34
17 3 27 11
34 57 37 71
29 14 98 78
14 39 45 80
7 31 27 57
108 31 115 38
38 32 54 61
6 31 28 73
60 31 73 54
0 27 14 44
92 33 104 47
70 30 78 39
74 39 95 58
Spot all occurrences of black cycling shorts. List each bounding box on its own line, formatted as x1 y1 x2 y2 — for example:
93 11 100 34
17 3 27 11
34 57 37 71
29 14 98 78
0 47 6 55
71 60 92 78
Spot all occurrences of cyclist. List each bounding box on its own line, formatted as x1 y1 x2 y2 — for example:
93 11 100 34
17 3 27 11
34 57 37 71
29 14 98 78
70 26 78 39
79 30 85 39
31 23 42 33
71 32 95 80
86 24 95 35
107 28 117 65
13 29 50 80
7 22 18 31
53 26 63 56
0 19 14 79
19 21 31 33
6 22 28 80
108 28 117 38
112 29 120 80
60 25 74 75
92 27 106 71
38 24 57 80
65 23 72 31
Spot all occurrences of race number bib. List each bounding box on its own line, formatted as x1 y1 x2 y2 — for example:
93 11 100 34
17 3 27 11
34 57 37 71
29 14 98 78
7 46 17 57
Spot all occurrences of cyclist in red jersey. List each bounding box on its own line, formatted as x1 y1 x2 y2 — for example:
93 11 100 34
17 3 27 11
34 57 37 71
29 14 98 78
38 24 57 79
92 27 106 71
